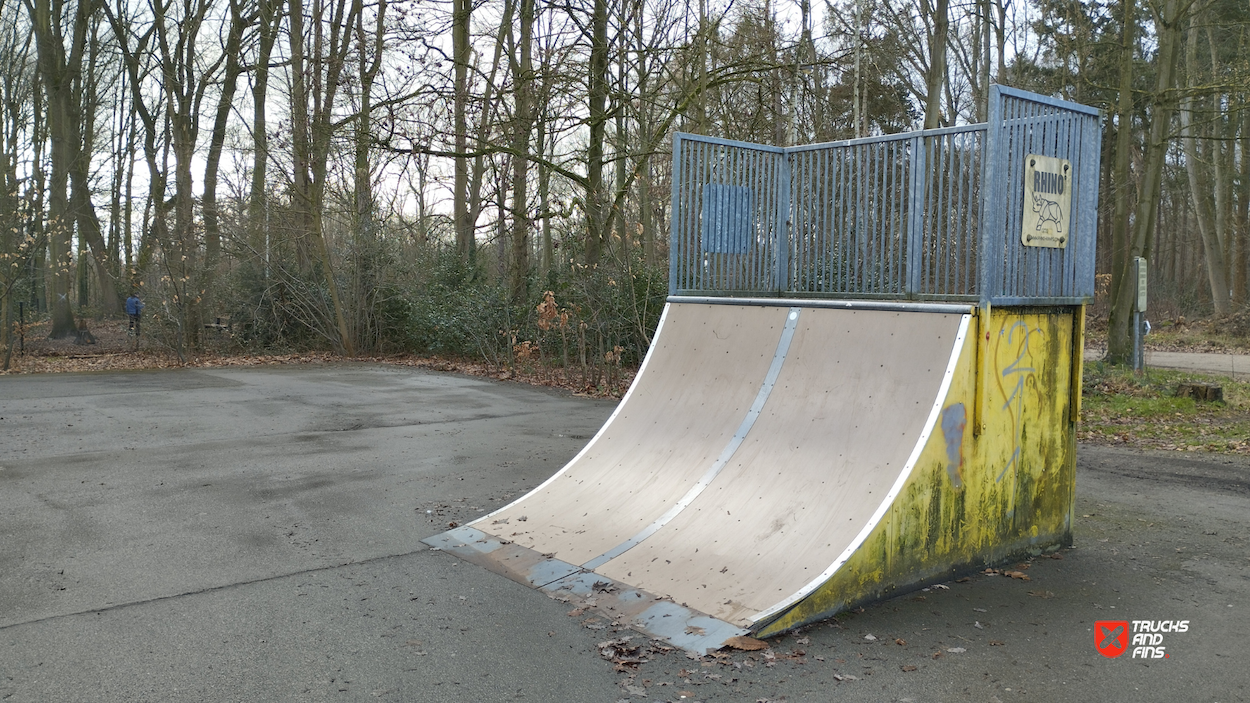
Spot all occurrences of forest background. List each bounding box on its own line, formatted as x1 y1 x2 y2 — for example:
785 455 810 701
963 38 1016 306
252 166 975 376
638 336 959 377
0 0 1247 377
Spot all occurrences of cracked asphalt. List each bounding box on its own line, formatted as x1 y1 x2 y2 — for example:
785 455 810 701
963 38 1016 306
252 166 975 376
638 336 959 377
1 365 1247 702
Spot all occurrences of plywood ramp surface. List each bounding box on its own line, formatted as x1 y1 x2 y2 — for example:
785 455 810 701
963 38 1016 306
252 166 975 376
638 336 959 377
594 308 962 624
475 303 790 565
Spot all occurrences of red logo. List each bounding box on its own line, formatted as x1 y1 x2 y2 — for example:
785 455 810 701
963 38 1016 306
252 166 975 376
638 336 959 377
1095 620 1129 658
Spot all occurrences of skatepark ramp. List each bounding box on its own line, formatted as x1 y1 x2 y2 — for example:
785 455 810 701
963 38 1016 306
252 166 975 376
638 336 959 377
424 86 1101 652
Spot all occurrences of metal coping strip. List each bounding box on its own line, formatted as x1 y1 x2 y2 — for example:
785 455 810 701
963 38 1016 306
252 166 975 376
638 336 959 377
749 312 973 625
468 303 673 527
581 307 803 570
669 295 973 315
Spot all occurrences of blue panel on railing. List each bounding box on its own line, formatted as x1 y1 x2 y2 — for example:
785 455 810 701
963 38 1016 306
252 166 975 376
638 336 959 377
701 184 753 254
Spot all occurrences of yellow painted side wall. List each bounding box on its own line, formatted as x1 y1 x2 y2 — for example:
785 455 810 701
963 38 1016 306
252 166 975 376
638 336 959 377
757 307 1080 637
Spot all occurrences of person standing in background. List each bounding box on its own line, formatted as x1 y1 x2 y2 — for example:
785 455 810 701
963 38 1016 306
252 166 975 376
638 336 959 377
125 293 144 337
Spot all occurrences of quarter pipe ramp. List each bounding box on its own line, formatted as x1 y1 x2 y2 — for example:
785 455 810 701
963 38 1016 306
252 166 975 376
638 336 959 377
424 298 1079 652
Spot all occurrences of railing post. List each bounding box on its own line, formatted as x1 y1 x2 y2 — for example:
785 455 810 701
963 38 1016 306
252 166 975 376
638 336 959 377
979 85 1005 305
669 133 683 296
775 150 791 294
1075 113 1103 299
905 134 926 297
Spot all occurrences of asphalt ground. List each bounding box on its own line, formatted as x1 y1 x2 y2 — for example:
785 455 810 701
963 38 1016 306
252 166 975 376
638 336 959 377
1084 346 1250 379
1 365 1247 702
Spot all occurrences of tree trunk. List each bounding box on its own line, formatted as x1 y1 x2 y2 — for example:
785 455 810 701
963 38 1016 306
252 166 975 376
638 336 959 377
923 0 948 129
466 4 511 268
1236 99 1250 304
289 0 359 355
537 96 552 274
27 0 85 337
1179 14 1229 315
584 0 608 264
1106 0 1134 335
249 0 283 261
353 0 385 349
452 0 473 261
204 0 249 275
1107 0 1185 362
509 0 533 302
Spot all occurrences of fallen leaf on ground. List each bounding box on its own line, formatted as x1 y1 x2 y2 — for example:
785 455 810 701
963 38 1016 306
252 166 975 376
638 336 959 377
989 640 1005 646
722 635 769 651
901 665 918 672
599 638 643 669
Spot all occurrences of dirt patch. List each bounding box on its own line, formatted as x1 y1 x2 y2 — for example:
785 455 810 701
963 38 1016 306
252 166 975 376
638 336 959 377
1085 311 1250 357
1079 364 1250 454
2 318 634 399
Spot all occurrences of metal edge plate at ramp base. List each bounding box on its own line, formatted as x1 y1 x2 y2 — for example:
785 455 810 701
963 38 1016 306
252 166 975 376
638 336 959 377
422 529 747 654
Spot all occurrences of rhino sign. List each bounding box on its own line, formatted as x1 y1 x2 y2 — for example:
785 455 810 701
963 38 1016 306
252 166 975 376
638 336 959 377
1021 154 1072 248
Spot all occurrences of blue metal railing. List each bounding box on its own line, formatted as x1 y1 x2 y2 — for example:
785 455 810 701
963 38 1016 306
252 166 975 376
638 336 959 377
669 86 1102 306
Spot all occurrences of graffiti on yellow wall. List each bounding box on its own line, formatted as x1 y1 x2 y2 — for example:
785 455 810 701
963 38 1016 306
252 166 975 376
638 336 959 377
995 320 1043 483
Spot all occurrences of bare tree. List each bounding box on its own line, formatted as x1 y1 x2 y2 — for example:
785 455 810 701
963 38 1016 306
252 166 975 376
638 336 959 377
27 0 118 335
287 0 360 354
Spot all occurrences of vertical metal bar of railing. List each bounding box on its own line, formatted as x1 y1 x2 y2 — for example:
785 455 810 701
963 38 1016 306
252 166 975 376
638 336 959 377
906 135 925 297
979 86 1005 304
888 141 901 292
835 147 846 293
895 141 903 293
1076 112 1102 300
776 151 791 293
940 135 955 295
871 144 881 293
731 145 743 290
669 133 682 295
746 147 757 289
954 133 968 294
1058 112 1077 297
794 151 806 290
760 149 772 290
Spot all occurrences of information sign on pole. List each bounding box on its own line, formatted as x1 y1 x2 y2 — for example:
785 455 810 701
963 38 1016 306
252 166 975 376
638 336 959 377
1134 257 1147 312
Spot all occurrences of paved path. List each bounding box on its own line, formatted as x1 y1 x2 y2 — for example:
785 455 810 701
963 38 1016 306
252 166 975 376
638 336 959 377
1085 347 1250 378
2 365 1247 702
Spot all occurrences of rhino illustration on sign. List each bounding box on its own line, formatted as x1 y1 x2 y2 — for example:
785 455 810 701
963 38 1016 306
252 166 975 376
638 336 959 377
1031 192 1063 233
1022 154 1072 248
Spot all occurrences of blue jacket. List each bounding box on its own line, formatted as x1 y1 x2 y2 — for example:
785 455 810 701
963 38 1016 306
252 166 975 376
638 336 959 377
125 296 144 316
